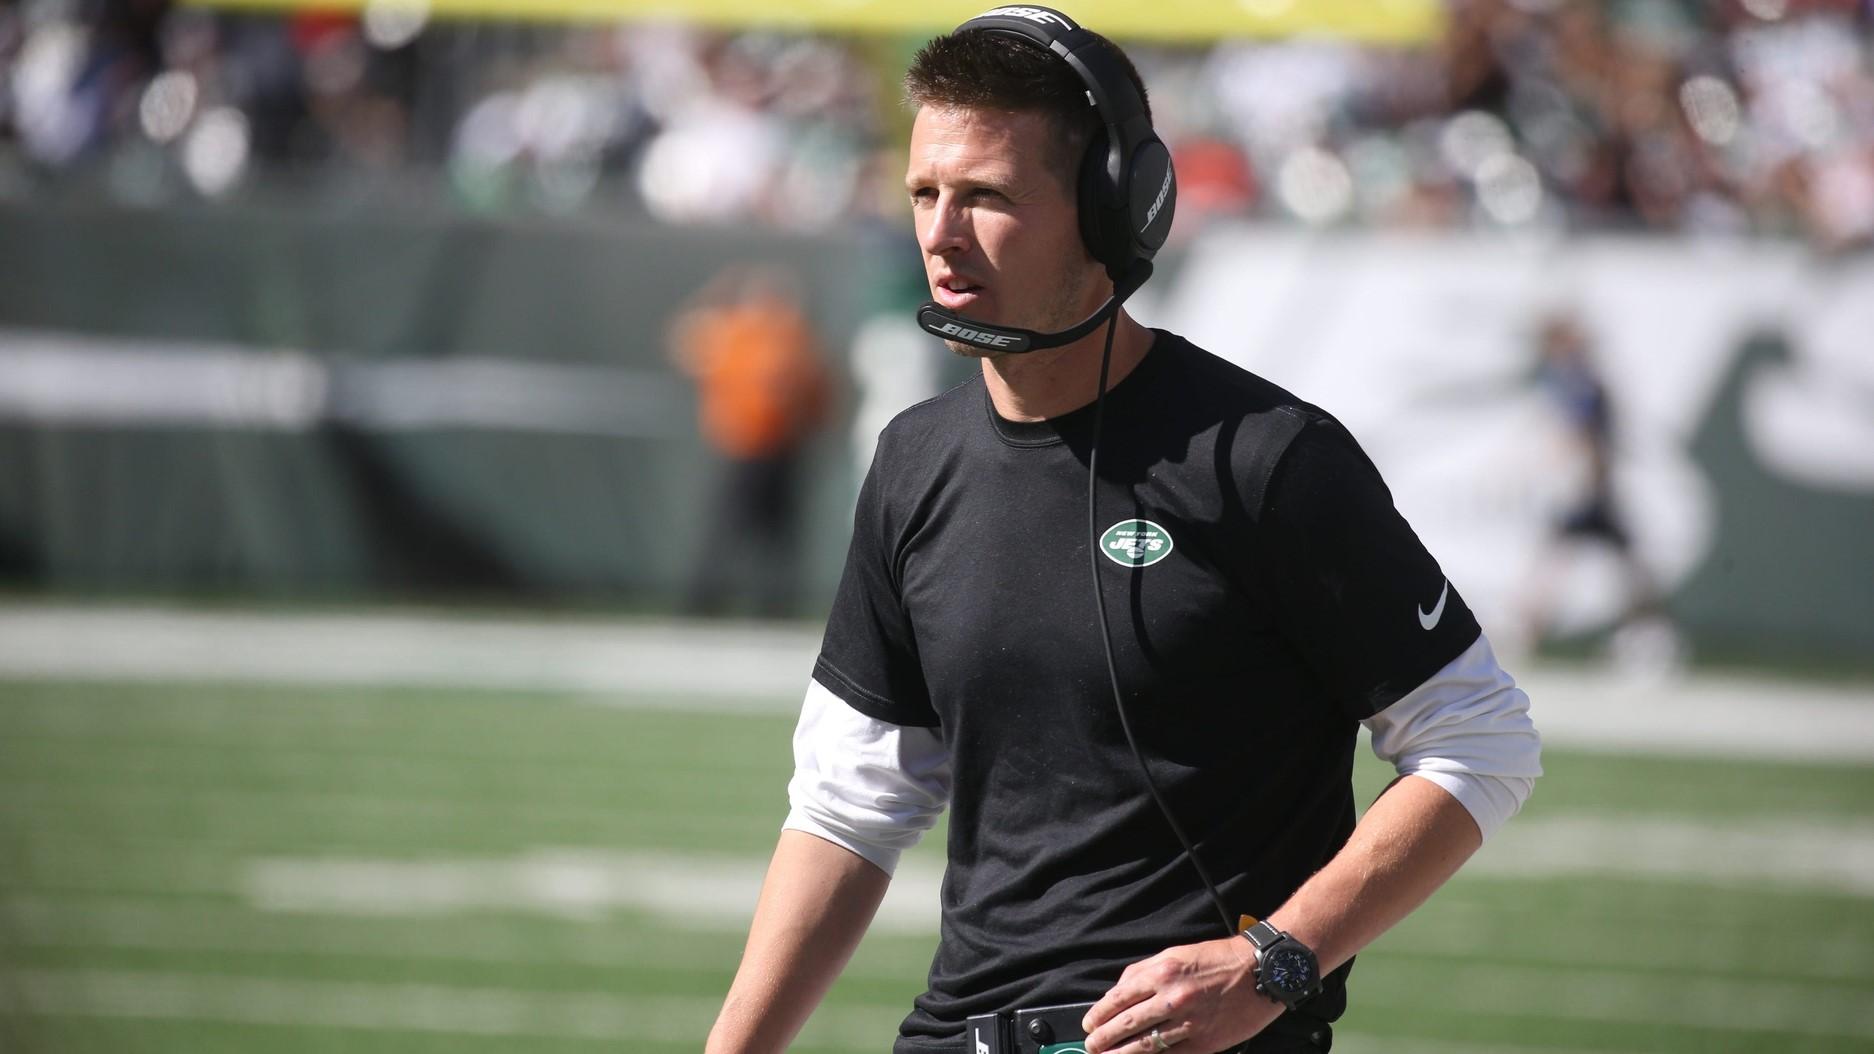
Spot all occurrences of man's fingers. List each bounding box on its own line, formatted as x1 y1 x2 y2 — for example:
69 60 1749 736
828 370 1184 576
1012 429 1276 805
1081 966 1155 1033
1084 995 1180 1054
1092 1017 1197 1054
1080 989 1135 1038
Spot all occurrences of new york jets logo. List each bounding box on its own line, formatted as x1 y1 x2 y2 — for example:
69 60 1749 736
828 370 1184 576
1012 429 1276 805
1100 519 1174 567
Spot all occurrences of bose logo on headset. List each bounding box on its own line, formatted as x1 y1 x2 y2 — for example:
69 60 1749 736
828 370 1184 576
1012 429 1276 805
977 5 1077 29
936 322 1020 347
1143 165 1173 230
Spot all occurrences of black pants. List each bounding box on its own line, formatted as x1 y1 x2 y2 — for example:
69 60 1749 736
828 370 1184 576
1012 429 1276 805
685 451 802 617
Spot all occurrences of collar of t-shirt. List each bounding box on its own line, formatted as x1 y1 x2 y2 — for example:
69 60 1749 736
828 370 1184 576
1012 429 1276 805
984 330 1176 448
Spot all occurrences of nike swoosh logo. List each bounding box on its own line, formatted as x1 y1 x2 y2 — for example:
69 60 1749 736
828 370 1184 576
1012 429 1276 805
1418 580 1449 631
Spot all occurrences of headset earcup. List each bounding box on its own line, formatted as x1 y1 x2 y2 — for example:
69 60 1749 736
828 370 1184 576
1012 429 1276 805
1127 138 1176 258
1079 133 1175 279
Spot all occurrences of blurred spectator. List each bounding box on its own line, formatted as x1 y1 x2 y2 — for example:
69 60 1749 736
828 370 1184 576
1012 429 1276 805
1 0 1869 245
669 264 833 617
1517 311 1685 674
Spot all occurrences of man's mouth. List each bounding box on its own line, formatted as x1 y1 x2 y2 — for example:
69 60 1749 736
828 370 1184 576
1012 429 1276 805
934 277 984 310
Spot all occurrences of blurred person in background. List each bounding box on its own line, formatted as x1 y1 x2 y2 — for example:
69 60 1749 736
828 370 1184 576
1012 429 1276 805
1519 310 1685 674
670 263 833 617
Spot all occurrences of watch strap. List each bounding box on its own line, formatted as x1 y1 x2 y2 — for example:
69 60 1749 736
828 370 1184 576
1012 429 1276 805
1240 919 1283 952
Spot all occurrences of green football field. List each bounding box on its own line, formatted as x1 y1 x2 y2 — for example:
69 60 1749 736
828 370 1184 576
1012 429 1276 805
3 674 1873 1053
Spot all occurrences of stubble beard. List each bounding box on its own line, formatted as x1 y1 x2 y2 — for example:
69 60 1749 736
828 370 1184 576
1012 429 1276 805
943 260 1101 360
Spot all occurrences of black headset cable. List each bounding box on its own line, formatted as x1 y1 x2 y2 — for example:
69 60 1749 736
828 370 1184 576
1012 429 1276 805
1085 313 1238 938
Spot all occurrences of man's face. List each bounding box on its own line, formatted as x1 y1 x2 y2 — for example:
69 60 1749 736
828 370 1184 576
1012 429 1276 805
905 105 1103 358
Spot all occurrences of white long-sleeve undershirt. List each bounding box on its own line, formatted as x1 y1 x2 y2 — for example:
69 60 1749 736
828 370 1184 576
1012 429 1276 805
784 679 952 875
783 633 1541 876
1362 632 1542 839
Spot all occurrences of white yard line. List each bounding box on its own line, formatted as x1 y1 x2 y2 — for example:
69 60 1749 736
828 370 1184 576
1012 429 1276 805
1518 666 1874 763
223 814 1874 939
1470 815 1874 895
0 604 818 706
239 849 946 936
2 603 1871 761
0 895 942 976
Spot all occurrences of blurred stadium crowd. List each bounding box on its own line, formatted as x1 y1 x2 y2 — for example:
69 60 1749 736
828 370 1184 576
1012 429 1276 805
2 0 1871 247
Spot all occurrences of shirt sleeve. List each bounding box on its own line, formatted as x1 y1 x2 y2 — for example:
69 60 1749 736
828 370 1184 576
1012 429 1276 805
783 678 952 875
1363 632 1543 841
1256 415 1483 719
813 444 939 727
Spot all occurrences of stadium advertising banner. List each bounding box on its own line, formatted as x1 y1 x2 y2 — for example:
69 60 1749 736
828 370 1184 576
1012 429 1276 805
1146 230 1874 662
0 206 1868 663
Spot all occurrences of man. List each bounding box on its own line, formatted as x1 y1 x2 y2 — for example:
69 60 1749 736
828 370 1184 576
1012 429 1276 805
670 264 833 616
1518 311 1680 670
707 12 1541 1054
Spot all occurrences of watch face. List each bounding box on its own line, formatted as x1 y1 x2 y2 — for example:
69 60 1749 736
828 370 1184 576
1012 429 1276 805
1263 946 1317 994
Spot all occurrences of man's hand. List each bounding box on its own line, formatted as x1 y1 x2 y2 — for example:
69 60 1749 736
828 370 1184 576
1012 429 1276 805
1081 935 1282 1054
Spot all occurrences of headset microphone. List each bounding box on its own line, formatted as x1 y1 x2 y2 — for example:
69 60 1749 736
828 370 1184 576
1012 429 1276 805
915 261 1152 354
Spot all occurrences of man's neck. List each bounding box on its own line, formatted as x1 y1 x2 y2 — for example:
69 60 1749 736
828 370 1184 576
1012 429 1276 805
981 311 1155 423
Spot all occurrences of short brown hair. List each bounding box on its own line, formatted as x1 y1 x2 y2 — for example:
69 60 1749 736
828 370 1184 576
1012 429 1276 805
903 28 1151 191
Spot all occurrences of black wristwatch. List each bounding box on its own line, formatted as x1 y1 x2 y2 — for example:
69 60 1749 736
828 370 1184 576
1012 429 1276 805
1239 919 1322 1009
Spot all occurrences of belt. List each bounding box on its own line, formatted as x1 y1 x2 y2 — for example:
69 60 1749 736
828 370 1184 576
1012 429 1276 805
960 1004 1330 1054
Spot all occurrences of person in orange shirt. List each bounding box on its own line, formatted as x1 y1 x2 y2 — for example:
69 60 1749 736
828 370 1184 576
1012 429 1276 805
671 265 833 616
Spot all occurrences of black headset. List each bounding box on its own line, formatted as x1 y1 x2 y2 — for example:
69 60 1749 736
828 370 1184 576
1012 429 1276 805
913 5 1178 354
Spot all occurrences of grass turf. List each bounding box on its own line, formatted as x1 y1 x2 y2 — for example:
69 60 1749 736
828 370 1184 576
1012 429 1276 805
1 678 1872 1053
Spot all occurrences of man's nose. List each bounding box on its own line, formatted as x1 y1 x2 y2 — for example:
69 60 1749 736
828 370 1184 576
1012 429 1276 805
919 194 970 257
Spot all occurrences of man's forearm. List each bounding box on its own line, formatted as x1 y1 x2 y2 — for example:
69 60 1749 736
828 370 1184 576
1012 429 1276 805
1081 775 1489 1053
706 829 892 1054
1267 774 1483 973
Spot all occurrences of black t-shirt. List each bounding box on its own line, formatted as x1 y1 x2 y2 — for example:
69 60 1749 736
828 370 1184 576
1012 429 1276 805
814 332 1479 1053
